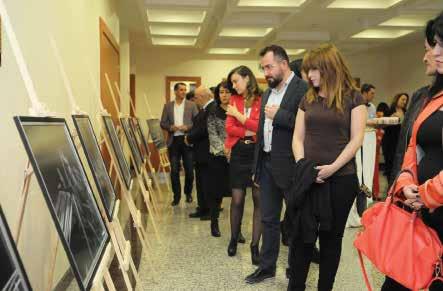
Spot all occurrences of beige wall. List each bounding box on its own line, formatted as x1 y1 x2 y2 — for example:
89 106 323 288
0 0 131 289
134 41 431 117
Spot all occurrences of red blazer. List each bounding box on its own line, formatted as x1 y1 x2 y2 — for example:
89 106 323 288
392 92 443 209
225 94 261 149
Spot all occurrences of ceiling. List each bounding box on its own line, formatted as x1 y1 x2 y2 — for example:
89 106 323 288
120 0 443 57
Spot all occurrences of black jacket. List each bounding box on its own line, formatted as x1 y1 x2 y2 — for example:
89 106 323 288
187 100 216 164
253 75 308 189
389 86 428 186
287 159 332 243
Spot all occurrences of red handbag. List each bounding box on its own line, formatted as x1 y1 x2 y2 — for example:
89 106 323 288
353 194 443 290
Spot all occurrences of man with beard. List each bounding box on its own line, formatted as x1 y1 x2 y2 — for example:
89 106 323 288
245 45 308 284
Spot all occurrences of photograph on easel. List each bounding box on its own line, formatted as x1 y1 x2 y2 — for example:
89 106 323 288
129 117 149 159
146 118 166 150
120 117 143 172
0 206 32 291
102 115 132 190
72 115 117 221
14 116 109 291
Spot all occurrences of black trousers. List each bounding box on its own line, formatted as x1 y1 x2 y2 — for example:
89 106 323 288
168 136 194 202
208 155 229 221
288 174 358 291
195 162 210 213
259 153 287 271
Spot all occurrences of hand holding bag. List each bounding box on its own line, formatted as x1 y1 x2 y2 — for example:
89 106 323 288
353 170 443 291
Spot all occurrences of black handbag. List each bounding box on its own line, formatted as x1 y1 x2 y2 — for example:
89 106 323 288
356 147 372 217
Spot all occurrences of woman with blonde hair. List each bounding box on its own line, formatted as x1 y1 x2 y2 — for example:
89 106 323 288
289 44 367 290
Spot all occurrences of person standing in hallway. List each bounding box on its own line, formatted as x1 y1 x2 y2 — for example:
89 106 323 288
207 81 231 237
361 84 377 119
289 44 366 291
186 86 216 220
160 83 198 206
389 18 438 186
225 65 262 262
245 45 308 284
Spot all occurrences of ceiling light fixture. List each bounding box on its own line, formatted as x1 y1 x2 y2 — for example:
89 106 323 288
151 37 197 46
147 9 206 23
219 27 273 37
208 48 250 54
237 0 306 7
327 0 404 9
352 28 414 39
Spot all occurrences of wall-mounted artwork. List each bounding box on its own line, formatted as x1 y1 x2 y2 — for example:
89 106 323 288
14 116 109 291
102 115 132 190
0 206 32 291
72 115 117 221
146 119 166 150
120 117 143 173
165 76 201 102
129 117 149 159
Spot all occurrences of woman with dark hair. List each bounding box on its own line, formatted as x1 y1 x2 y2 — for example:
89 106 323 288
382 93 410 178
207 81 231 237
290 44 367 290
225 65 262 265
380 12 443 291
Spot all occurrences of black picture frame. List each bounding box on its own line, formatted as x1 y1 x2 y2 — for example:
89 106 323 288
72 115 117 221
146 118 166 150
120 117 143 174
129 117 149 159
102 115 132 190
0 206 33 291
14 116 109 291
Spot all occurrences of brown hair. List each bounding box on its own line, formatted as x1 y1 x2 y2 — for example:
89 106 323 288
227 65 262 99
302 43 357 113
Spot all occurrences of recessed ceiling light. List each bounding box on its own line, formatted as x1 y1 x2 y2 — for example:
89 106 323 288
219 27 273 37
237 0 306 7
379 15 432 27
352 28 414 39
286 49 306 55
147 9 206 23
328 0 404 9
152 37 197 46
149 24 201 36
208 48 250 54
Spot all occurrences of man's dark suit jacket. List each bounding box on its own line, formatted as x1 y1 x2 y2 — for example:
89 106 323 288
187 100 217 164
253 75 308 190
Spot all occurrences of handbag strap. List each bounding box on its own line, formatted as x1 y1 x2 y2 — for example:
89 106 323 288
357 250 373 291
360 146 365 185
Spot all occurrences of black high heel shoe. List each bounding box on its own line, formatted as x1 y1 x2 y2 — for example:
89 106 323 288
211 220 221 237
227 238 238 256
250 243 260 265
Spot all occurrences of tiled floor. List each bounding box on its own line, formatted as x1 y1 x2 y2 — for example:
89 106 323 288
139 176 388 291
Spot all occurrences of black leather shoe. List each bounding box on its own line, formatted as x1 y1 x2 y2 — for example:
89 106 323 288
171 200 179 206
186 195 193 203
227 238 237 256
238 232 246 244
211 220 221 237
245 268 275 284
312 246 320 264
250 243 260 266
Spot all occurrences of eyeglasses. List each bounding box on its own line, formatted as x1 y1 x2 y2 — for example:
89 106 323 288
258 63 277 72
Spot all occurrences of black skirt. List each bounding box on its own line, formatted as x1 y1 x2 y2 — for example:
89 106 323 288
208 154 231 197
229 141 255 189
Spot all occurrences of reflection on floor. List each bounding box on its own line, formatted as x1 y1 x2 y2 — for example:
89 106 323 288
139 175 389 291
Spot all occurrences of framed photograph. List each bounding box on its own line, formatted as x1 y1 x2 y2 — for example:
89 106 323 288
146 118 167 150
0 206 32 291
165 76 201 102
14 116 109 291
72 115 117 221
120 117 143 174
102 115 132 190
129 117 149 159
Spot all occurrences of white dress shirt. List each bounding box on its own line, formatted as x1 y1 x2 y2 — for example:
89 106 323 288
263 72 295 152
174 100 185 136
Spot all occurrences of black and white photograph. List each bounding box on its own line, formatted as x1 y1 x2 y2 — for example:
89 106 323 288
146 118 166 150
102 115 132 190
0 206 32 291
129 117 149 159
120 117 144 173
14 116 109 291
72 115 117 221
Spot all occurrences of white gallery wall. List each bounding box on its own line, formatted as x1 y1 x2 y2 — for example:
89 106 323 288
0 0 130 289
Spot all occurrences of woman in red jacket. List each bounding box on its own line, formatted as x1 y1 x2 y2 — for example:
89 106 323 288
382 13 443 291
225 65 262 264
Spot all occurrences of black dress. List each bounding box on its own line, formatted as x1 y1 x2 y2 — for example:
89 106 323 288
382 110 443 291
